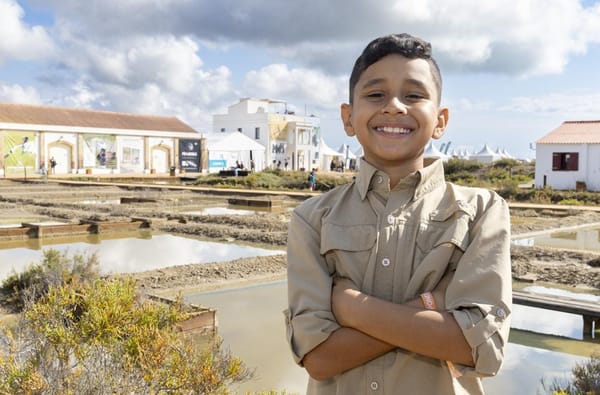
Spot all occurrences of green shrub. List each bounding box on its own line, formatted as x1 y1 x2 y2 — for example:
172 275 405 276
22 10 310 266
1 249 99 311
1 274 251 394
542 353 600 395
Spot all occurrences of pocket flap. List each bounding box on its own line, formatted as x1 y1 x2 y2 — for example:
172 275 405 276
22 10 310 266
320 223 377 254
429 200 475 222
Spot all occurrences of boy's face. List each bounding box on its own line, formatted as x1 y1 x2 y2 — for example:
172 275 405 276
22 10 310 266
341 54 448 173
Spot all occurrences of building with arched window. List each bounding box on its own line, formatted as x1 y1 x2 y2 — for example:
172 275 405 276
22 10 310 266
0 103 203 176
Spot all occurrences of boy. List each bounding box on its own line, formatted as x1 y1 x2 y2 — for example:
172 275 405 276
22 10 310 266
285 34 511 394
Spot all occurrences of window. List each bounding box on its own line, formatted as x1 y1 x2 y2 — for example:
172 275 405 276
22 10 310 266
255 127 260 140
220 128 225 133
552 152 579 171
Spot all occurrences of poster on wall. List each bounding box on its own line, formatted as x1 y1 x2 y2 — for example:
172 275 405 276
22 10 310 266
178 139 200 172
83 135 117 169
120 137 144 173
2 131 37 175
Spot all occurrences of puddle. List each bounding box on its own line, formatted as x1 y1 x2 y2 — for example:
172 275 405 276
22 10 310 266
513 226 600 253
187 281 600 395
0 233 284 281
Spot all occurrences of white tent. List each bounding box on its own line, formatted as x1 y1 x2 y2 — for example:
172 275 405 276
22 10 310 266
424 141 450 161
470 144 503 163
319 138 344 170
204 132 266 172
337 144 357 170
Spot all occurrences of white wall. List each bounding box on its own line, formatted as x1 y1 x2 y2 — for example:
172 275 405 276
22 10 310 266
535 143 591 190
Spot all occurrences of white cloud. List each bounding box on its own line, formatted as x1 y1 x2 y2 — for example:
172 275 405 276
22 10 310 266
0 82 43 103
501 93 600 118
243 64 346 111
0 0 55 63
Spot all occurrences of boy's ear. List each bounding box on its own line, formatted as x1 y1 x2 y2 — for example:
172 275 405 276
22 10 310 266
432 107 449 140
340 103 355 137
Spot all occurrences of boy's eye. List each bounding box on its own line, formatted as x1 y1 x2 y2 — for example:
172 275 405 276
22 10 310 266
406 93 425 100
366 92 385 99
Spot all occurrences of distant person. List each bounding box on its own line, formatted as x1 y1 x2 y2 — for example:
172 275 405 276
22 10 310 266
285 33 511 394
49 157 57 174
284 159 289 170
308 169 316 191
250 159 256 172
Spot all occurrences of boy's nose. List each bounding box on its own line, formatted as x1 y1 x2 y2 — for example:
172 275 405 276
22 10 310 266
382 97 408 114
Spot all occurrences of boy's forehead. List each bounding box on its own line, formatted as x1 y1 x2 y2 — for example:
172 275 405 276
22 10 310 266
357 55 436 89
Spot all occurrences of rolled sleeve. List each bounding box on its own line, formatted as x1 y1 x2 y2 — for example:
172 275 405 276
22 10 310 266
445 193 512 377
285 209 340 365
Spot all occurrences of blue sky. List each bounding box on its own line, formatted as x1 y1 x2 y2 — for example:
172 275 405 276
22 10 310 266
2 0 600 159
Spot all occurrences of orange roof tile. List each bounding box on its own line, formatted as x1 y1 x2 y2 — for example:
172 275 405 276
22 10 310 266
0 102 196 133
536 121 600 144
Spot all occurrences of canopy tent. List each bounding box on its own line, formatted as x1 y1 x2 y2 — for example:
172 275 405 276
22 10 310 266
204 132 266 172
424 141 450 161
319 138 344 170
470 144 503 163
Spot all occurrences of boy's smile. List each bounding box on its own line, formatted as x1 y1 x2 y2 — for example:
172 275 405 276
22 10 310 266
341 54 448 183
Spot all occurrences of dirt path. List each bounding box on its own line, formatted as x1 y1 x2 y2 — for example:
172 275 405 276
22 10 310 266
1 180 599 300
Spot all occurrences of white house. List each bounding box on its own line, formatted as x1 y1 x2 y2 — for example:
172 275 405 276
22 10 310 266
212 98 321 171
535 120 600 191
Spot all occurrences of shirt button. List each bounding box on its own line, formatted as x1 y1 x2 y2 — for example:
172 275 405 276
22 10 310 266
376 175 383 184
496 308 506 319
381 258 391 267
370 381 379 390
387 215 394 224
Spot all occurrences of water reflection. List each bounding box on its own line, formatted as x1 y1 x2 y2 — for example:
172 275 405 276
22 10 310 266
182 207 256 216
0 233 284 281
514 226 600 253
186 281 600 395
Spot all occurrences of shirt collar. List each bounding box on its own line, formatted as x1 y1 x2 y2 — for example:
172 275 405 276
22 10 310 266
355 157 446 201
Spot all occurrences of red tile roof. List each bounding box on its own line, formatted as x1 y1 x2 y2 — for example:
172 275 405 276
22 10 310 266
536 121 600 144
0 102 196 133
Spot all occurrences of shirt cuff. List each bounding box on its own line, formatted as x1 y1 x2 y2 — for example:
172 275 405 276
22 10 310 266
284 309 340 365
452 301 511 376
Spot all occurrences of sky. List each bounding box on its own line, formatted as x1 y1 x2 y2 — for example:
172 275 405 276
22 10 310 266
2 0 600 160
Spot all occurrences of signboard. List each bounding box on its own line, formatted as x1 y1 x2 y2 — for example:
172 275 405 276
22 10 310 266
83 134 117 169
209 159 227 169
179 139 200 172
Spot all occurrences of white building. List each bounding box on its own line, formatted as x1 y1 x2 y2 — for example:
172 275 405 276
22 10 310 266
535 120 600 191
212 98 321 171
0 102 202 176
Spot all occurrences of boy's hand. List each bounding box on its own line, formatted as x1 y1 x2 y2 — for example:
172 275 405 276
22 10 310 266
332 277 361 327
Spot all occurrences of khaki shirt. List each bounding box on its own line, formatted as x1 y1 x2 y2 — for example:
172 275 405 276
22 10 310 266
285 158 512 395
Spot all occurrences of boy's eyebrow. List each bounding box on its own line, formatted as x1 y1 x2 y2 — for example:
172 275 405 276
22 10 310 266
359 77 431 92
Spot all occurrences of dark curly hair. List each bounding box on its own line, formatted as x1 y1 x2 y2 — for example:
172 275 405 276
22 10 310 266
349 33 442 104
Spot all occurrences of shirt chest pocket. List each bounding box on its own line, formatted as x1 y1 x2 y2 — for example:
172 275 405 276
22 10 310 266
320 223 377 282
416 200 474 258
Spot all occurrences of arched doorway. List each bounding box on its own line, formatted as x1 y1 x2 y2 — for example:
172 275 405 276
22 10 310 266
48 144 72 174
151 147 170 173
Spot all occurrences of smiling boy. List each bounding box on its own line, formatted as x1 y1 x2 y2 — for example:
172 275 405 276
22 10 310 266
285 34 512 394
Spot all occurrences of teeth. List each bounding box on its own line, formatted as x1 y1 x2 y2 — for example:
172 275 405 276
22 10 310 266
377 127 411 134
